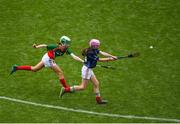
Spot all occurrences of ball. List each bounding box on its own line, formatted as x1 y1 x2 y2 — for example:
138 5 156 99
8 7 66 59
149 46 153 49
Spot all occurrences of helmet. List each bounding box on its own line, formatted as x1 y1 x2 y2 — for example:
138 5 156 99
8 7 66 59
60 36 71 45
89 39 100 47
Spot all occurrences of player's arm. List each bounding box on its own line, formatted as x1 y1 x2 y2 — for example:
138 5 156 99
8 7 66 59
70 53 84 63
99 51 117 60
33 43 47 49
66 48 84 63
98 57 117 62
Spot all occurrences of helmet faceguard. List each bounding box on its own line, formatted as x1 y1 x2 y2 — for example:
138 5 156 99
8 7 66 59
59 36 71 46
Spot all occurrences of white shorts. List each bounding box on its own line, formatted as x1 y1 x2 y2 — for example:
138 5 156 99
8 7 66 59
42 53 57 67
81 65 94 80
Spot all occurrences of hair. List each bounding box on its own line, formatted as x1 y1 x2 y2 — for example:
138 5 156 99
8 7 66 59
81 47 94 56
81 48 88 56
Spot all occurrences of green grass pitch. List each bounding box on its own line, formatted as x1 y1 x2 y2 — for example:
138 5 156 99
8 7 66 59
0 0 179 122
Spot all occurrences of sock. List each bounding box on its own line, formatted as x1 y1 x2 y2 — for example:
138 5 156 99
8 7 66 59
16 66 32 71
95 92 101 102
64 87 70 92
60 78 69 88
65 86 75 93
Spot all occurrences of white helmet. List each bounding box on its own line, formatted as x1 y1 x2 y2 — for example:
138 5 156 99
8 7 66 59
89 39 100 47
59 36 71 45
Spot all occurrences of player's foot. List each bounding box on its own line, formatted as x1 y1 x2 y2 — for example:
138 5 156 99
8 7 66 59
97 99 108 104
59 87 66 98
10 65 17 75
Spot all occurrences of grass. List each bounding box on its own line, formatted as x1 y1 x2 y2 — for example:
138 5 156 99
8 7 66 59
0 0 179 122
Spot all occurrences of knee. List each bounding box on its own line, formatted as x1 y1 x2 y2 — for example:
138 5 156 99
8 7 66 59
57 72 64 78
55 69 63 75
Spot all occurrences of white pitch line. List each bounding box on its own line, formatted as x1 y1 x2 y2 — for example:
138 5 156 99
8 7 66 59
0 96 180 122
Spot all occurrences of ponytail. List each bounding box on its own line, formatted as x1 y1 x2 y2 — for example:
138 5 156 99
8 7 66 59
81 48 88 56
81 47 94 56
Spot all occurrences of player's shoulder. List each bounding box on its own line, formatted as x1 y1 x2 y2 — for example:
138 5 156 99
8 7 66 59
66 47 73 54
48 44 57 47
47 44 58 50
96 49 100 53
66 47 72 51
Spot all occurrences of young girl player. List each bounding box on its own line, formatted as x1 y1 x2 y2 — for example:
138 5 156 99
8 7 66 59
10 36 84 89
60 39 117 104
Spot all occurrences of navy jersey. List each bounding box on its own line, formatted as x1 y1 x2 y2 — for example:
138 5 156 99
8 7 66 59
84 48 100 68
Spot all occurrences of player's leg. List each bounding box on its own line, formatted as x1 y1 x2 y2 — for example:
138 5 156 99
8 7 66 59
77 65 91 91
59 78 89 97
74 78 89 91
10 61 44 74
31 61 45 72
65 65 91 92
60 79 89 94
51 64 69 88
91 75 108 104
60 65 91 97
